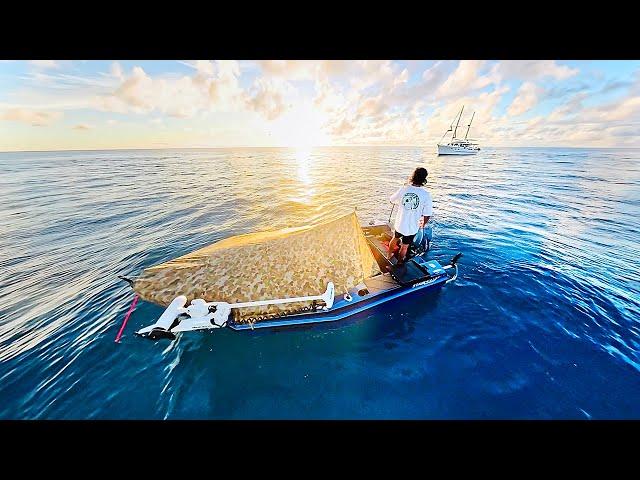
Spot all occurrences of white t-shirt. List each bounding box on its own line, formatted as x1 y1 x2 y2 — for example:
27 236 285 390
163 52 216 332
390 185 433 236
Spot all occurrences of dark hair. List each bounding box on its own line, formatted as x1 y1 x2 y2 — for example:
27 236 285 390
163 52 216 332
410 167 428 186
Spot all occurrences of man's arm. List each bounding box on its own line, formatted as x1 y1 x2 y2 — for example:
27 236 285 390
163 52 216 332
421 193 433 227
389 186 403 205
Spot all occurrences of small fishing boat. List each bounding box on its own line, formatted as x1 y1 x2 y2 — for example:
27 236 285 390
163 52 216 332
119 213 461 340
437 106 480 155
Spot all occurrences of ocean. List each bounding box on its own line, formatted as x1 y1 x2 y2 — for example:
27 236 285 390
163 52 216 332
0 146 638 419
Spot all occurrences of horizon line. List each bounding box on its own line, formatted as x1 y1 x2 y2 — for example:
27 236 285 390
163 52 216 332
2 145 640 154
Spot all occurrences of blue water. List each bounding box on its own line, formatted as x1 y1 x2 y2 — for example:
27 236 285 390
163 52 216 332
0 146 639 419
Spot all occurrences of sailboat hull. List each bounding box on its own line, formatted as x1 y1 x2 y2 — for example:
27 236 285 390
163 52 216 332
437 144 479 155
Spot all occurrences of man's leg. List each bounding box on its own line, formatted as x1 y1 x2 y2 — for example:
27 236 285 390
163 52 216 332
387 236 399 260
397 233 415 264
397 242 410 263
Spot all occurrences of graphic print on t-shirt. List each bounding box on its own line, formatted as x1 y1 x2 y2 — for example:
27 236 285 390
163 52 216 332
402 192 420 210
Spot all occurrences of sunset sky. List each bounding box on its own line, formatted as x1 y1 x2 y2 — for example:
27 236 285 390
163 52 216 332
1 60 639 151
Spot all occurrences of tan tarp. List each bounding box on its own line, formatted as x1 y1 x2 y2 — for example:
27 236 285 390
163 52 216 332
132 212 381 322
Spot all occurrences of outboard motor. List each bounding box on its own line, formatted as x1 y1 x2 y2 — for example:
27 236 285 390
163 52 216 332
407 225 433 260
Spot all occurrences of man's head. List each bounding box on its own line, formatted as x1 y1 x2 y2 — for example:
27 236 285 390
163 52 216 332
410 167 428 186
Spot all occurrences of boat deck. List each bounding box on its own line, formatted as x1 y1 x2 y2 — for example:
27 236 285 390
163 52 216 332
362 223 397 270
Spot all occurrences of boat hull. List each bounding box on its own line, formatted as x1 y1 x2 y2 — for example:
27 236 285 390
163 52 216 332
437 144 479 155
228 272 448 330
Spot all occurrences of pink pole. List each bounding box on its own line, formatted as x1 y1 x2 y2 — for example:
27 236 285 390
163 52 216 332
115 295 139 343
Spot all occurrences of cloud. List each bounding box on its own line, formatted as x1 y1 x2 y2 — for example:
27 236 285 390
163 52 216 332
313 78 346 113
356 94 387 118
186 60 215 76
257 60 316 80
330 117 355 136
435 60 499 99
547 92 589 122
258 60 401 95
318 60 511 146
394 68 409 88
208 60 243 106
2 60 638 149
73 124 92 130
495 60 578 81
95 61 244 117
114 66 155 110
110 62 124 80
593 95 640 122
350 60 396 92
599 80 632 95
257 60 356 81
385 61 450 104
29 60 59 69
1 108 62 126
245 78 290 120
507 82 543 116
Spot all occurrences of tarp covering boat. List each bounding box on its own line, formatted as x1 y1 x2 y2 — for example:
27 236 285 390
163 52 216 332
131 212 381 322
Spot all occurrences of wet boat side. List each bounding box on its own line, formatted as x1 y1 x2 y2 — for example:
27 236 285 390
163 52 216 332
228 272 448 330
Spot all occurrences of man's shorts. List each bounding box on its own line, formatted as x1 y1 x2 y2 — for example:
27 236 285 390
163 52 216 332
393 231 415 245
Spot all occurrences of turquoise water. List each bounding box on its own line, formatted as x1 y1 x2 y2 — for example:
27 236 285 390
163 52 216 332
0 146 639 419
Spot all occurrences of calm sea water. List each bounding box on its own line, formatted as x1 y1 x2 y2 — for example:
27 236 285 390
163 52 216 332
0 146 638 419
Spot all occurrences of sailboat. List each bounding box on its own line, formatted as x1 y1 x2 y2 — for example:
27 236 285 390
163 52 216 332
437 106 480 155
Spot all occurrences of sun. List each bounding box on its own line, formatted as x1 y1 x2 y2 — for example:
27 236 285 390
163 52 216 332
270 103 330 148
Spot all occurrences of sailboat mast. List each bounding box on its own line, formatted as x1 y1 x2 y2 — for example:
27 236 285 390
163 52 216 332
439 110 456 144
465 111 475 140
453 106 464 139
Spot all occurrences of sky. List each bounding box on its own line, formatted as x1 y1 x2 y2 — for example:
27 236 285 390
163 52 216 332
1 60 639 151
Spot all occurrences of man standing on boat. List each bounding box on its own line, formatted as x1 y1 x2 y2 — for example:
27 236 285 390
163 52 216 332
388 167 432 264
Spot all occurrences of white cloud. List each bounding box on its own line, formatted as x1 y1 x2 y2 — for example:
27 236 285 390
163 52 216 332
595 96 640 122
496 60 578 81
547 92 588 122
110 62 124 80
331 117 356 136
508 82 543 116
1 108 62 126
394 68 409 88
257 60 316 80
357 94 386 118
95 61 244 118
1 60 638 149
191 60 215 76
245 78 291 120
435 60 499 99
29 60 59 69
350 60 396 92
313 78 346 113
257 60 356 81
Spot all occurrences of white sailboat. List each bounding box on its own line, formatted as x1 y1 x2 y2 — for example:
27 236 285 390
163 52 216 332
437 106 480 155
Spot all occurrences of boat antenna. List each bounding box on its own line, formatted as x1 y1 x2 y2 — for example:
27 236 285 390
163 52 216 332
453 105 464 139
465 111 475 140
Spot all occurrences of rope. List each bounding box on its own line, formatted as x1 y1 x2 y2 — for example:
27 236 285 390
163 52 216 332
115 294 139 343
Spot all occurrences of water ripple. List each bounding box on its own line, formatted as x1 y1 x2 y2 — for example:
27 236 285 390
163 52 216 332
0 146 639 419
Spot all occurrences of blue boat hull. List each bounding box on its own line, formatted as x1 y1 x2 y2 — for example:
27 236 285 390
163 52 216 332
228 272 449 330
